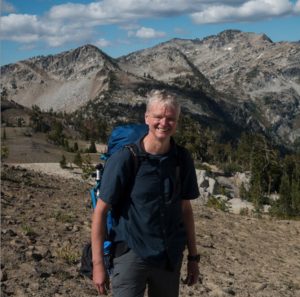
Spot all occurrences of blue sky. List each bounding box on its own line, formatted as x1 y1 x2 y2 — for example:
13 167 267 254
1 0 300 66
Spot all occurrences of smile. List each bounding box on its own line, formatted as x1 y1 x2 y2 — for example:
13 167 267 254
157 128 170 132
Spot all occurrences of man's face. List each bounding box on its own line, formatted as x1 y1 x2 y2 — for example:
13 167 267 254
145 103 178 141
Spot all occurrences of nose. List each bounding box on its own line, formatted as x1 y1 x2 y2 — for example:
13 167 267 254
160 117 167 126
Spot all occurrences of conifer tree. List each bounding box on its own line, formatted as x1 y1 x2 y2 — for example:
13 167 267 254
278 172 293 217
59 154 67 169
73 152 82 167
2 128 7 140
88 140 97 153
73 142 79 152
250 172 263 210
291 177 300 216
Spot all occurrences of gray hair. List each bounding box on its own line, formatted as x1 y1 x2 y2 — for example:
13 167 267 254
146 89 181 118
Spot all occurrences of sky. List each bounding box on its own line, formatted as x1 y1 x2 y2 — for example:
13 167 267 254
1 0 300 66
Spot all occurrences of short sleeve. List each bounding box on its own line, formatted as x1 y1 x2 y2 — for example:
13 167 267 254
99 148 132 205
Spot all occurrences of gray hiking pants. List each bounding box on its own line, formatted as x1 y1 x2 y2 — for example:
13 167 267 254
111 249 182 297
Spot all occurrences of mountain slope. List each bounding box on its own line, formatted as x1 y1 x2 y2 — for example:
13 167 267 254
118 30 300 144
0 45 120 112
1 30 300 147
1 165 300 297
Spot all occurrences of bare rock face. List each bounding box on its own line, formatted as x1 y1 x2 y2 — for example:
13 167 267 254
1 30 300 146
119 30 300 145
0 45 119 112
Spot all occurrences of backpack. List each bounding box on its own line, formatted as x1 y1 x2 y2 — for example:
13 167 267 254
79 123 149 279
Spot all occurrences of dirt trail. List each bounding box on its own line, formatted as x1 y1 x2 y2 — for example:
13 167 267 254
1 164 300 297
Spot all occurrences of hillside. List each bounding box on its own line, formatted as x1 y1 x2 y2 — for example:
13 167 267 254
1 30 300 148
118 30 300 145
1 164 300 297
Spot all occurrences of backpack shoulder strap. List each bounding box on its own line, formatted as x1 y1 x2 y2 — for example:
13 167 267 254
174 144 186 196
124 143 140 175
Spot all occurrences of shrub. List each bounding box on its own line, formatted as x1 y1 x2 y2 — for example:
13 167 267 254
73 152 82 167
206 196 229 212
239 207 250 216
59 154 67 169
1 145 9 160
57 244 80 264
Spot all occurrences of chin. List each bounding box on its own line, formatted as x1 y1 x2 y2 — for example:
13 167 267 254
155 132 171 139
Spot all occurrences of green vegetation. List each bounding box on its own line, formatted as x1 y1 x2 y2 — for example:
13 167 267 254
2 128 7 140
206 196 229 212
80 154 95 179
269 154 300 218
1 145 9 160
59 154 67 169
30 105 50 133
23 105 300 219
53 211 76 224
86 140 97 153
21 225 36 237
57 244 80 264
73 152 82 167
175 115 300 218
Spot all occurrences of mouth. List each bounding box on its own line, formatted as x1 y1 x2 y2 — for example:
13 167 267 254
157 127 170 132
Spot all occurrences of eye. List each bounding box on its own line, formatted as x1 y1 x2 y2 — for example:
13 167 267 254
166 117 176 122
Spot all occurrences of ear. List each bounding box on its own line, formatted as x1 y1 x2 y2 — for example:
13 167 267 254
145 113 149 125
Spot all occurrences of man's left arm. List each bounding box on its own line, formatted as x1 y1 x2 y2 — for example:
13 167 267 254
181 199 200 286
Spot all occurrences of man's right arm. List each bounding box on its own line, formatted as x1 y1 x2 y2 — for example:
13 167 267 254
91 199 111 295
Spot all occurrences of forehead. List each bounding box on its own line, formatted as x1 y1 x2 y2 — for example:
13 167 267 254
147 102 177 114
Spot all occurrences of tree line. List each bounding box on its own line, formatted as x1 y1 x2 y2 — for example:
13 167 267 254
175 115 300 218
27 106 300 218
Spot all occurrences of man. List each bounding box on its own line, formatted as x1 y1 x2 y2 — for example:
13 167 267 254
91 90 200 297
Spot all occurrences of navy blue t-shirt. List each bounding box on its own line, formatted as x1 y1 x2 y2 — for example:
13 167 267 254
99 137 199 268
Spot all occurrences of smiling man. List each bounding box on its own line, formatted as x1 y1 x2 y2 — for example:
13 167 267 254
91 89 200 297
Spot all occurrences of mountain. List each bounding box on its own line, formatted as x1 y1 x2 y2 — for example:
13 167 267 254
1 30 300 147
118 30 300 145
0 45 121 112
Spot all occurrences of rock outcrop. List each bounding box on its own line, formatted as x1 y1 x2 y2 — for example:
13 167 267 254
1 30 299 147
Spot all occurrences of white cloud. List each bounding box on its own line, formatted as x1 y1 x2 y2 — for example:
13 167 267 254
135 27 166 39
1 0 16 13
0 14 40 43
0 12 93 47
295 0 300 13
45 29 92 47
94 38 111 48
0 0 298 48
191 0 294 24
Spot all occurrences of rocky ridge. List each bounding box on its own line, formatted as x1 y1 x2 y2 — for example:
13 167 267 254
1 30 300 146
0 45 120 112
118 30 300 145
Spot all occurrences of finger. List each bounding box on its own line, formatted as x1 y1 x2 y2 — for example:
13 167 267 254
95 284 106 295
186 274 198 286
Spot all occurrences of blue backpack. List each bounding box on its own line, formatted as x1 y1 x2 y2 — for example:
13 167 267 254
89 123 148 209
80 123 148 279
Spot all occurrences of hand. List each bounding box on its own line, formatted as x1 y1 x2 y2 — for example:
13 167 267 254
92 262 109 295
183 261 200 286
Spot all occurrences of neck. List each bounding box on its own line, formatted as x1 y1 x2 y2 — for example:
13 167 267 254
142 135 171 155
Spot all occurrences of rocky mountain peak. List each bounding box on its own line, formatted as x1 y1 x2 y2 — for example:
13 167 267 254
216 29 243 42
1 30 299 147
117 30 300 146
25 44 118 79
0 44 121 112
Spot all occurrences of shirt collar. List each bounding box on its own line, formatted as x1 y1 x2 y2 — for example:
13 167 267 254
135 135 177 158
